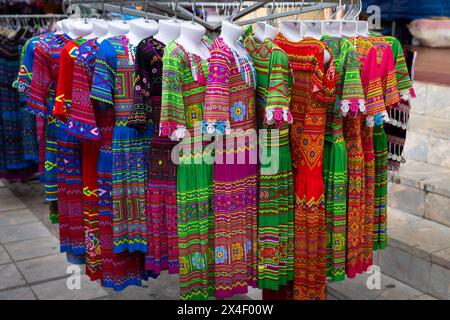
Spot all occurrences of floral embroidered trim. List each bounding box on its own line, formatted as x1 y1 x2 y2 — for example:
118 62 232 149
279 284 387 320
374 113 383 126
201 120 231 135
373 110 390 126
340 99 365 117
265 107 293 127
160 121 187 141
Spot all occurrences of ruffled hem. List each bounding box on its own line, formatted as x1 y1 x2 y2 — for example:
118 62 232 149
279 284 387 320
201 120 231 135
159 121 187 141
264 108 293 127
341 99 366 117
66 118 101 141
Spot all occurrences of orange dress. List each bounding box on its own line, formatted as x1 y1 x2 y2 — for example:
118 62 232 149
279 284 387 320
275 35 336 300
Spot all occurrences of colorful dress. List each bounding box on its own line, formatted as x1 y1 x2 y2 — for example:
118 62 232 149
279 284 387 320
90 36 146 290
243 35 294 292
127 37 179 275
368 37 400 251
321 36 365 282
91 35 149 254
54 38 87 263
12 34 42 167
383 36 414 171
160 39 214 300
203 37 258 298
275 35 336 300
66 38 103 281
12 33 50 208
353 37 386 275
25 33 75 236
26 33 72 204
0 31 38 182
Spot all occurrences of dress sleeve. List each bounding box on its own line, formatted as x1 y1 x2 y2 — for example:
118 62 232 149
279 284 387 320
391 38 413 99
127 42 152 133
90 40 117 106
266 48 292 127
380 45 400 112
53 44 73 122
25 41 52 117
360 47 385 126
204 41 231 135
160 46 186 140
68 49 101 141
13 38 33 93
341 46 365 117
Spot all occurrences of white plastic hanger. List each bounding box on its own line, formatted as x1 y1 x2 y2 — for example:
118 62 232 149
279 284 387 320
340 0 358 38
69 0 93 38
303 0 327 39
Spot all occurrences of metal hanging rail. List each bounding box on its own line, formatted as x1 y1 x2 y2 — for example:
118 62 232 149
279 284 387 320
61 1 342 32
0 14 68 19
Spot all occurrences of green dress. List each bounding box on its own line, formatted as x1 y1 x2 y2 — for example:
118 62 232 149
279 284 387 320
243 35 294 291
321 36 365 282
160 40 214 300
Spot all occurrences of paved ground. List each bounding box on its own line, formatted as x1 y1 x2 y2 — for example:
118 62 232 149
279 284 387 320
0 179 267 300
2 179 428 300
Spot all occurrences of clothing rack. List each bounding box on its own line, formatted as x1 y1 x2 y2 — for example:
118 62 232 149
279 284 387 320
0 14 68 19
62 1 350 32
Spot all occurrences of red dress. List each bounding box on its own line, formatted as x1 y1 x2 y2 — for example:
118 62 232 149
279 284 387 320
275 35 336 300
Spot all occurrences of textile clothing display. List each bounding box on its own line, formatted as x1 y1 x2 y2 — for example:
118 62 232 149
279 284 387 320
243 35 294 292
321 36 365 282
127 37 179 275
160 39 214 300
9 17 416 300
91 35 150 255
275 34 336 300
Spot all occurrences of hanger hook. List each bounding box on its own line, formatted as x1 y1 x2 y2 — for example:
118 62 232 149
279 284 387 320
297 0 305 20
191 0 196 24
120 0 126 23
313 0 324 20
144 0 149 22
101 0 105 18
174 0 179 21
231 0 243 23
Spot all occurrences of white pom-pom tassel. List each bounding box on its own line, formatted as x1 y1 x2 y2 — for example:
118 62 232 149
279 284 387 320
341 100 350 116
358 99 366 113
382 110 390 123
366 116 375 127
401 91 411 101
206 122 215 135
282 109 288 122
174 126 186 141
266 109 275 125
